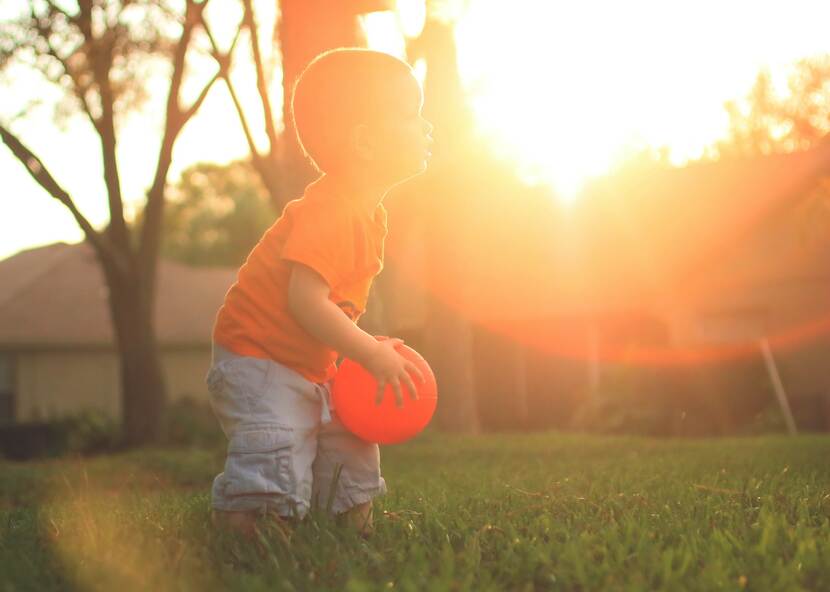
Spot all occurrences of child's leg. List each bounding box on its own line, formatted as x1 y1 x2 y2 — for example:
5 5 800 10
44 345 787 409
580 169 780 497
343 501 374 534
312 414 386 536
206 350 321 536
212 508 294 540
212 509 258 538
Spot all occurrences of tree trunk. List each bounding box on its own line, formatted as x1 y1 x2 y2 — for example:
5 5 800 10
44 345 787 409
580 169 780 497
1 1 217 448
406 17 480 433
104 264 167 446
425 296 480 433
276 0 384 203
822 390 830 432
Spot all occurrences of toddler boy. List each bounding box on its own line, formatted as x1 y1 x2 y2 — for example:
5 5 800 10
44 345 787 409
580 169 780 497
207 49 433 537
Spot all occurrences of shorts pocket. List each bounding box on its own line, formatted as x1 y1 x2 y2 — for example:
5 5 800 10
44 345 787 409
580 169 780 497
222 427 294 497
207 356 272 399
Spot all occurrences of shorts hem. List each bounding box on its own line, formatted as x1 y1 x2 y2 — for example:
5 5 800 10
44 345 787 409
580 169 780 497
212 497 308 519
329 479 388 515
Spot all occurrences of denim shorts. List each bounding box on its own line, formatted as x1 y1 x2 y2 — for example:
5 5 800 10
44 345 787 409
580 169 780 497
206 344 386 517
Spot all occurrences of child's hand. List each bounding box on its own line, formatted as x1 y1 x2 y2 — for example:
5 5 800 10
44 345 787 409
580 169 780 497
363 338 425 407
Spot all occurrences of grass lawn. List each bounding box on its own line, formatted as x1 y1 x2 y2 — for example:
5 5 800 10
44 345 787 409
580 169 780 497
1 432 829 591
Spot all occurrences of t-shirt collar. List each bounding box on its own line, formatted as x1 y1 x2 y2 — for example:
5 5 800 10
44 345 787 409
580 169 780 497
307 174 387 231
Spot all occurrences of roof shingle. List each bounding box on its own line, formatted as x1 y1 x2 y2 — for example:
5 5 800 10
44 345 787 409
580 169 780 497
0 242 236 347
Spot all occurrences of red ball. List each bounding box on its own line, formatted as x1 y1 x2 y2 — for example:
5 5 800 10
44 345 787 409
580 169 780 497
332 342 438 444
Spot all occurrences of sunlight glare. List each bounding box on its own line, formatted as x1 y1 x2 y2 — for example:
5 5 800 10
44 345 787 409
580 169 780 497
450 0 830 200
453 1 728 200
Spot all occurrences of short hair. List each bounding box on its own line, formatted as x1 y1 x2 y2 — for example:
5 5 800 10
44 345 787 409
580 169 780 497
291 48 418 173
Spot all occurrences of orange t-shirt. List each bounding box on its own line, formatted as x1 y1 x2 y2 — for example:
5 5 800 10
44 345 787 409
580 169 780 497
212 175 388 383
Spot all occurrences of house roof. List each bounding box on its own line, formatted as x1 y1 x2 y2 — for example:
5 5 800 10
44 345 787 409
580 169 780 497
0 242 236 348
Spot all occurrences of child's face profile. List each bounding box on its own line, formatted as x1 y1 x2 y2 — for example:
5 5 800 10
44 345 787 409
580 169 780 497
355 73 434 184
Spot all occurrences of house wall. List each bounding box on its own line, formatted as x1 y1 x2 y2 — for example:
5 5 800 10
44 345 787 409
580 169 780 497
668 277 830 355
662 193 830 348
657 239 830 431
16 350 120 420
13 347 212 422
161 349 214 404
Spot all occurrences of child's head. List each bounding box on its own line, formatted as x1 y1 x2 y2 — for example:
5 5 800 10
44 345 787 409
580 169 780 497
291 48 433 184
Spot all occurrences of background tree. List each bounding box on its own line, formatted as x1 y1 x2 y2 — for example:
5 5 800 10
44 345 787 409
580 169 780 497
718 55 830 156
397 7 481 433
0 0 220 445
717 54 830 247
159 160 274 267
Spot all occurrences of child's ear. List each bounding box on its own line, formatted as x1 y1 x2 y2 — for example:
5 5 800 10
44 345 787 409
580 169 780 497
351 123 374 161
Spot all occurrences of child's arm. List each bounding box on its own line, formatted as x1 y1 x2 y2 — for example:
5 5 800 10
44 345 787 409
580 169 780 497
287 262 423 406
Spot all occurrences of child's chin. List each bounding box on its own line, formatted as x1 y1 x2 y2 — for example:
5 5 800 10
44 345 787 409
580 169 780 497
412 156 431 174
391 162 428 184
407 163 429 180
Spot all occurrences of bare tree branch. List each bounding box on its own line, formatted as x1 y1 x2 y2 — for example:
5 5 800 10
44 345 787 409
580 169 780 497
16 4 100 134
224 64 262 158
77 0 93 41
242 0 279 155
200 12 262 160
181 70 220 123
0 123 127 276
139 0 210 281
29 1 127 251
37 35 102 135
88 21 130 251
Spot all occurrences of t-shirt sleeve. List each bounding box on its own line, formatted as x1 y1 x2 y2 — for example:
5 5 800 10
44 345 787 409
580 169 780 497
281 203 358 288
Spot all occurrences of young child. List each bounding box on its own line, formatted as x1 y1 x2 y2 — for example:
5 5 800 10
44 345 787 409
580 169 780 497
206 49 433 538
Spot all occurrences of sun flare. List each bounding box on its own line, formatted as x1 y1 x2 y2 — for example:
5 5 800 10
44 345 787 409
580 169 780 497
365 0 830 202
452 0 739 200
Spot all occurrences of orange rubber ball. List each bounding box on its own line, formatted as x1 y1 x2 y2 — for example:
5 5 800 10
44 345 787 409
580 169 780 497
332 342 438 444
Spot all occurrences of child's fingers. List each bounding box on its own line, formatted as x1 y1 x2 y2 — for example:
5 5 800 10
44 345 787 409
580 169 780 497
406 361 426 385
375 380 386 406
402 371 419 401
391 378 404 408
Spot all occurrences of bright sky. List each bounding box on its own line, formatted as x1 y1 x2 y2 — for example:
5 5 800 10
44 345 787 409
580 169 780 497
1 0 829 259
448 0 830 197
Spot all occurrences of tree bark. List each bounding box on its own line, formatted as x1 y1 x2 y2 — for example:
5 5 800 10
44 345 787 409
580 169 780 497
406 17 481 433
103 263 167 445
822 390 830 432
425 296 480 433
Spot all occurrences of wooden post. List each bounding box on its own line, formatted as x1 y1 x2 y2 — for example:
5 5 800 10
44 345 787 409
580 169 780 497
513 339 529 426
759 337 798 436
587 322 601 401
